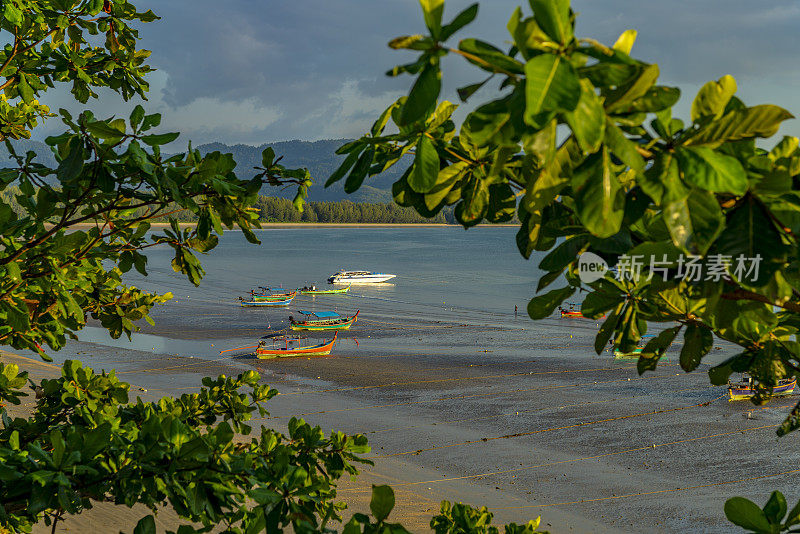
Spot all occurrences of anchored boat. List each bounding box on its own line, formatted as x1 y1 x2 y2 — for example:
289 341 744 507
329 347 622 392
299 284 351 294
240 295 294 307
727 374 797 401
289 310 359 331
255 333 337 359
327 270 396 284
558 303 604 319
613 347 643 359
250 287 297 301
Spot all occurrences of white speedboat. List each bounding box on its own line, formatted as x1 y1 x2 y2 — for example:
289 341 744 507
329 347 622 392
327 270 396 284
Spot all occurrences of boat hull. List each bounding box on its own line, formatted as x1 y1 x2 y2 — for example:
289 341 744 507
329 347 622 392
252 291 297 301
328 274 396 284
613 349 643 360
289 311 358 331
561 310 605 319
255 335 336 359
728 380 796 401
241 298 294 307
299 286 351 294
290 319 355 331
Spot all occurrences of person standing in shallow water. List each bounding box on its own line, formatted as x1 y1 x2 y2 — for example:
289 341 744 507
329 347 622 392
514 305 518 317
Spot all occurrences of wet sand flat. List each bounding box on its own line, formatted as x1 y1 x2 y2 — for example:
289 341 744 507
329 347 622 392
10 292 800 534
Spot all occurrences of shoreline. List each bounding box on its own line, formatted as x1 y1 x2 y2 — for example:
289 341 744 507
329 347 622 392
55 221 519 229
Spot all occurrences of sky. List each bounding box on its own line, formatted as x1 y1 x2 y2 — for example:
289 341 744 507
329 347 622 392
34 0 800 147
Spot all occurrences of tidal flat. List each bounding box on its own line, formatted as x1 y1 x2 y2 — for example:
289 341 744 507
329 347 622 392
15 228 800 533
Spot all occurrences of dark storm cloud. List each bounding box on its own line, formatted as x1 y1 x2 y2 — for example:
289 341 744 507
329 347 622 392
41 1 800 143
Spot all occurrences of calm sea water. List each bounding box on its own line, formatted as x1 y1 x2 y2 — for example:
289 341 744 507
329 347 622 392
130 226 549 320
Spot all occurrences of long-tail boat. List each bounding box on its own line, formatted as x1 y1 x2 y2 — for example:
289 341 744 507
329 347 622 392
289 310 359 331
559 303 605 319
298 284 351 295
727 374 797 401
255 333 337 359
613 347 643 359
239 295 294 307
250 288 297 301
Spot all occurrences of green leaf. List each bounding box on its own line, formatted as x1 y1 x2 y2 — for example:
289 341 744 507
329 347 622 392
409 135 440 193
564 79 606 153
572 149 625 238
680 324 713 372
637 326 681 373
261 147 276 167
724 497 773 533
370 485 395 522
458 39 524 74
582 290 624 319
524 54 580 122
613 29 637 54
529 0 572 44
420 0 445 39
130 105 145 130
343 147 375 194
399 63 441 126
604 122 645 173
86 120 125 139
763 491 787 525
675 147 747 195
662 188 724 255
133 514 157 534
326 149 361 187
528 286 575 320
691 75 737 122
17 74 34 103
605 63 660 114
595 308 620 354
626 86 680 113
639 153 688 206
440 3 478 41
538 235 588 272
716 197 786 285
785 496 800 526
141 132 180 146
459 175 489 224
683 105 795 148
57 137 85 182
424 162 467 209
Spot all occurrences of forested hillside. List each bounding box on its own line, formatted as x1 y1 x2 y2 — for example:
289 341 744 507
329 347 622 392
1 185 452 224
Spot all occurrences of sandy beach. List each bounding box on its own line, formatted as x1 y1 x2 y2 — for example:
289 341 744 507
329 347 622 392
7 291 800 533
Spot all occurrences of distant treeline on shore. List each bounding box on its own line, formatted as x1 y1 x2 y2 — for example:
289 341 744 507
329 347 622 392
1 186 461 224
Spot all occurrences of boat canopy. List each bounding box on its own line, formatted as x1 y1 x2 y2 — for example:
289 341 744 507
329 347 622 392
298 310 340 318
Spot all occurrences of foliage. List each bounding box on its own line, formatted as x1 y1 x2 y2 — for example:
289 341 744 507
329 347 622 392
0 0 156 140
0 2 311 360
334 0 800 435
343 486 545 534
0 360 371 533
0 1 547 533
725 491 800 533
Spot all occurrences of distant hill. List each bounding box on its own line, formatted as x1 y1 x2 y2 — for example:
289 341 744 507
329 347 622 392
195 140 405 203
1 139 57 168
1 138 403 203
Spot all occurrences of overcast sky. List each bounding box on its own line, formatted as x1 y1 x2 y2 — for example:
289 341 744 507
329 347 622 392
35 1 800 146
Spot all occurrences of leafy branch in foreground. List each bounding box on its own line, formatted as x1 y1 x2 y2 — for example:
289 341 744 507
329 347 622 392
725 491 800 533
0 361 547 534
0 107 310 359
0 360 370 533
333 0 800 433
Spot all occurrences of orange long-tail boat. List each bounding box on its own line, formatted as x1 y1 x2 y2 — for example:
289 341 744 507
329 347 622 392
255 333 337 359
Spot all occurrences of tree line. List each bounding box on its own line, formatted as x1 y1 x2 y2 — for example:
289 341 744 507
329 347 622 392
1 186 462 224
